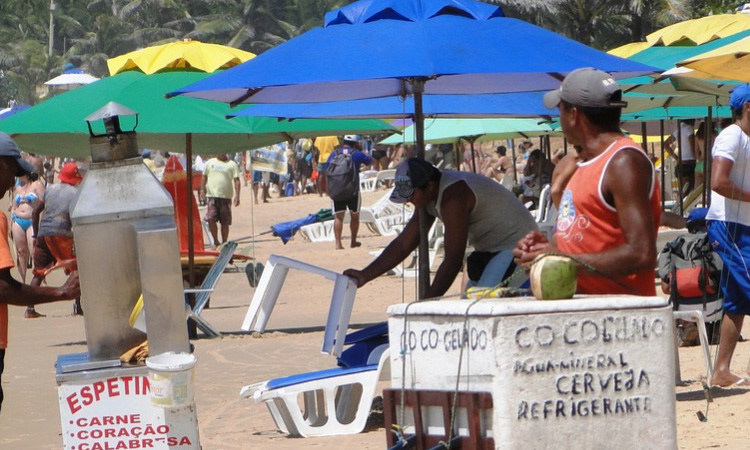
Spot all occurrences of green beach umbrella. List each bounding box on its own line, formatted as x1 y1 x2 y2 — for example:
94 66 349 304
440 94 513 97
0 70 396 158
379 118 555 146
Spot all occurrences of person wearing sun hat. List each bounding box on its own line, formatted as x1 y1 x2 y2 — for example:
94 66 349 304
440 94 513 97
343 157 536 298
30 161 85 315
704 83 750 388
514 67 662 297
0 133 80 414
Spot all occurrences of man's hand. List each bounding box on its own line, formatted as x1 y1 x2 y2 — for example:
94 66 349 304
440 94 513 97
60 270 81 300
233 195 240 207
343 268 368 288
513 231 555 266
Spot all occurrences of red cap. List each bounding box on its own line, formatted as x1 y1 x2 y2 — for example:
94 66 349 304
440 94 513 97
59 162 83 185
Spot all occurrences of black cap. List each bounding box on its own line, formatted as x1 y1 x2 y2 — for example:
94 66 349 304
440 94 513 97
390 158 439 203
0 132 35 176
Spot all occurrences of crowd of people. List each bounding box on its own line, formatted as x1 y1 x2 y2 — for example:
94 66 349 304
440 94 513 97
3 69 750 411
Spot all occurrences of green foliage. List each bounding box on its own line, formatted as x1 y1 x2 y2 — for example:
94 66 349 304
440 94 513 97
0 0 733 106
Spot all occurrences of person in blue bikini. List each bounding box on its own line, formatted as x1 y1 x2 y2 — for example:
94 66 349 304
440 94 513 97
10 171 45 318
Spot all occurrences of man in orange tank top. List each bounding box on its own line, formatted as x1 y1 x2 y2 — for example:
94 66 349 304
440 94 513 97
513 68 661 296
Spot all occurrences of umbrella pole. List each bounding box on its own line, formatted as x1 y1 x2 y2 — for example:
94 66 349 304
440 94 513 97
413 79 430 300
511 140 518 184
660 120 666 211
704 109 712 206
677 121 684 215
186 133 197 338
470 139 477 173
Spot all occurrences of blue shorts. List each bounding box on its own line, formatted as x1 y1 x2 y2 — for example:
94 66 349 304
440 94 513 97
707 220 750 315
465 249 528 290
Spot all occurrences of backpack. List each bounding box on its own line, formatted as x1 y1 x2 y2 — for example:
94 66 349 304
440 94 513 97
326 148 358 201
657 232 723 323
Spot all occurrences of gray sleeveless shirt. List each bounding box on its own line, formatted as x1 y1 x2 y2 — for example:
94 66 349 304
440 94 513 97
426 170 537 252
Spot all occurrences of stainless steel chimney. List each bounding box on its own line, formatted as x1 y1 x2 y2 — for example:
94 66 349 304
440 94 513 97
70 102 190 361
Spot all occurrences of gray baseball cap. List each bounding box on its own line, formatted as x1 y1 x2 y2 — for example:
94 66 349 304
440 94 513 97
543 68 627 109
0 132 35 176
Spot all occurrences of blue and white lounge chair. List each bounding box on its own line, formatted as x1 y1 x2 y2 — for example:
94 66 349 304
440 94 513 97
240 348 390 437
241 254 358 356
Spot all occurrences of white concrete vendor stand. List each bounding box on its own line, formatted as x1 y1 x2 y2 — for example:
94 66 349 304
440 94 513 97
387 295 676 450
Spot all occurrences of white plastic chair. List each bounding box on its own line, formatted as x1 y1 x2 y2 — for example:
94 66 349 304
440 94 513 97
299 191 413 241
673 310 714 385
375 169 396 189
241 254 357 356
298 220 335 242
533 184 551 222
240 348 390 437
359 170 379 192
202 220 215 248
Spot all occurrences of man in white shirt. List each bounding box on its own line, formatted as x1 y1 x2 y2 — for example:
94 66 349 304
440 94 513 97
705 84 750 387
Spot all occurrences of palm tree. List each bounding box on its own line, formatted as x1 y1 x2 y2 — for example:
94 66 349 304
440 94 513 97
626 0 690 42
491 0 628 48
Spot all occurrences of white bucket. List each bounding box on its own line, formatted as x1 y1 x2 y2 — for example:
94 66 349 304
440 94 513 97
145 352 197 408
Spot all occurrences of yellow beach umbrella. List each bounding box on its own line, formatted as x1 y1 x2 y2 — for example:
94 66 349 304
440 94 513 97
608 42 651 58
107 39 255 75
646 13 750 46
677 35 750 82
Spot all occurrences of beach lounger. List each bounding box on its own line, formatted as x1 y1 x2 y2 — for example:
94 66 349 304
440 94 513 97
240 348 390 437
241 254 358 356
534 185 557 240
337 322 389 368
185 240 238 338
298 220 335 242
376 169 396 189
360 170 379 192
298 190 413 242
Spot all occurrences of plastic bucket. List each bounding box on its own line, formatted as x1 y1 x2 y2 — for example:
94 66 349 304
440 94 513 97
145 352 197 408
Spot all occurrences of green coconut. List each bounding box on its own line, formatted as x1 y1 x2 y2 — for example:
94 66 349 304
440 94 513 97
530 255 577 300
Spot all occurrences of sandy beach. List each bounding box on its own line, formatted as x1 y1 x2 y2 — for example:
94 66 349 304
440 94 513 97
0 183 748 449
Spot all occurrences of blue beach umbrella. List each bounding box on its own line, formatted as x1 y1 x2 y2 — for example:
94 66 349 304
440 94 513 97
228 92 551 120
171 0 656 104
169 0 658 299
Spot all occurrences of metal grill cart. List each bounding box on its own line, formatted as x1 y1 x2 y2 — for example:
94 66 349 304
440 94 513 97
56 103 199 450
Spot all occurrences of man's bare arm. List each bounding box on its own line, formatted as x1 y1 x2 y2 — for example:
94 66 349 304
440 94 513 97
711 157 750 202
0 269 80 306
425 182 473 298
344 213 429 287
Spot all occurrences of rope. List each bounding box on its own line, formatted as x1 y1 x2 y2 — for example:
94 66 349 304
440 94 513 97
393 251 637 448
249 154 257 265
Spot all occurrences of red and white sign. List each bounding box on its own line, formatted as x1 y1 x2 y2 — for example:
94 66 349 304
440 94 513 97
58 373 200 450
